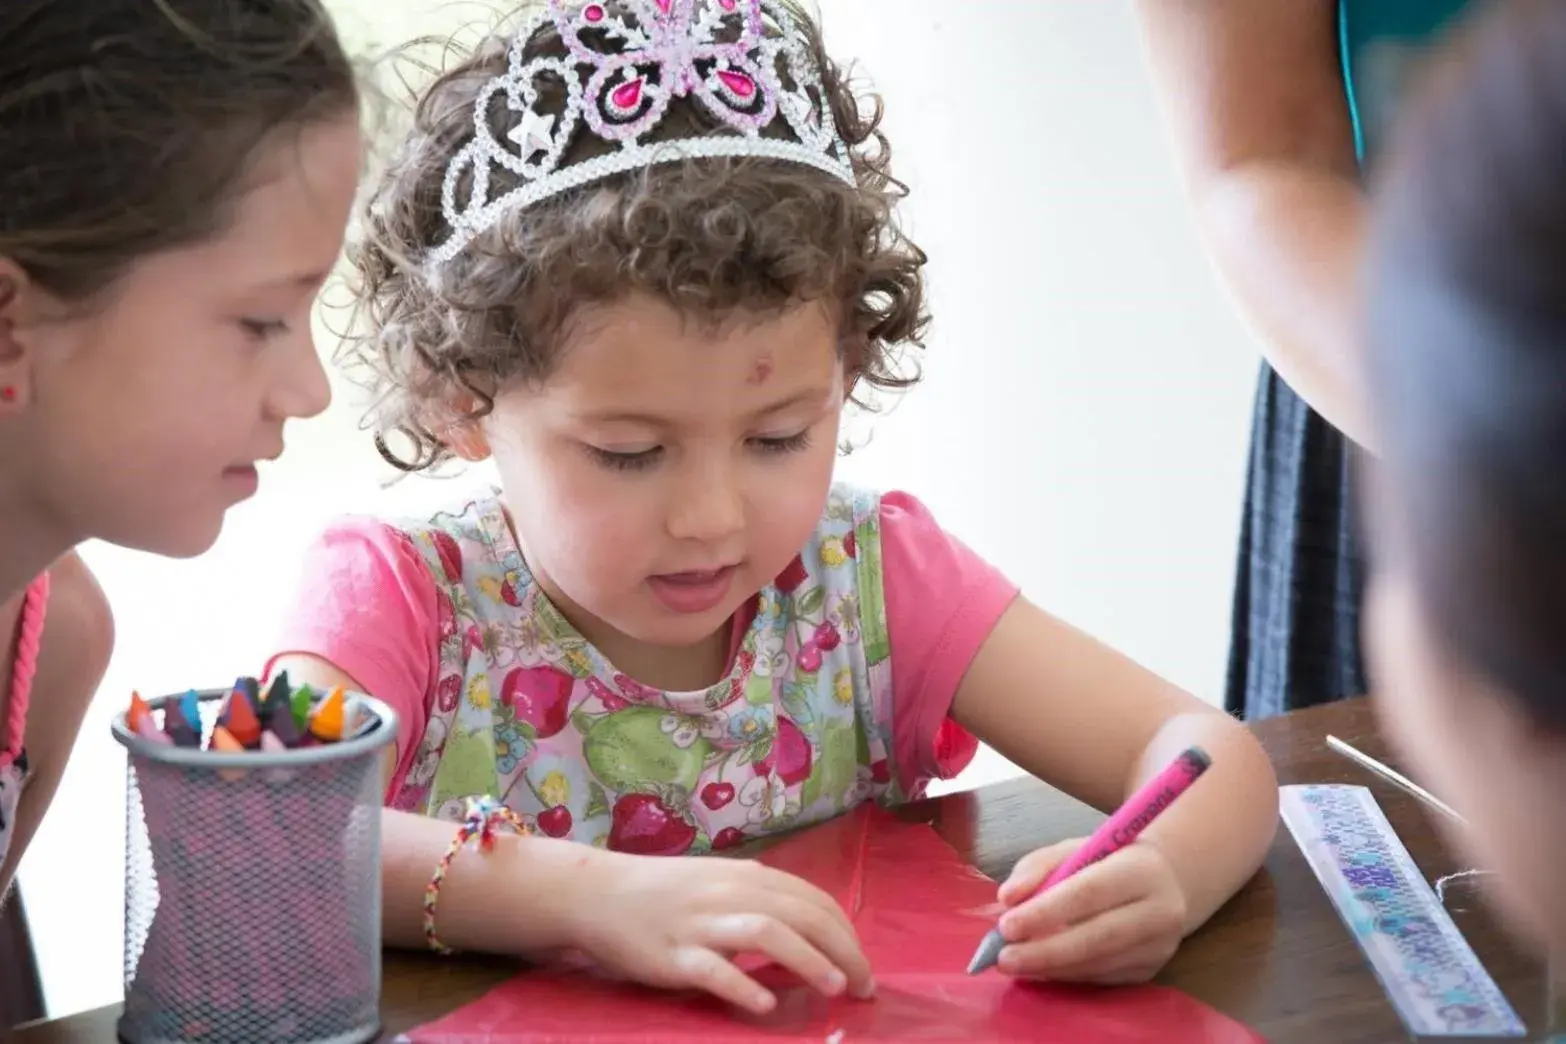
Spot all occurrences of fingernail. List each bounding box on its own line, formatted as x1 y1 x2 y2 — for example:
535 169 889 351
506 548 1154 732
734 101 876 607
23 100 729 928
755 991 777 1012
998 915 1019 940
852 977 877 999
823 970 846 994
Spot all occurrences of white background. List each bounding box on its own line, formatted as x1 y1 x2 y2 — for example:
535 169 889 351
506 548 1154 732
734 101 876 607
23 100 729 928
18 0 1262 1018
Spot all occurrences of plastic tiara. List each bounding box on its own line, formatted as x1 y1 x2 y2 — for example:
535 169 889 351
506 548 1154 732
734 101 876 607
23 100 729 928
429 0 855 265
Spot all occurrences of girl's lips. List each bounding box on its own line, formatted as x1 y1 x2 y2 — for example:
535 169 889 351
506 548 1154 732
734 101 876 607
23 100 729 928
647 565 737 614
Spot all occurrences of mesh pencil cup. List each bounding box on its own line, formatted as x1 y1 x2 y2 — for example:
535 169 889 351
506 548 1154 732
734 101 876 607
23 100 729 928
112 689 398 1044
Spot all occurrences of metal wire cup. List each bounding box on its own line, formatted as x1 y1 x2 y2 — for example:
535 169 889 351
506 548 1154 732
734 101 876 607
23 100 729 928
111 689 397 1044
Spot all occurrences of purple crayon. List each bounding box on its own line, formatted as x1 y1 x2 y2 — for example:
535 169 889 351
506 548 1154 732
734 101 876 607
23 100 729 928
163 692 201 748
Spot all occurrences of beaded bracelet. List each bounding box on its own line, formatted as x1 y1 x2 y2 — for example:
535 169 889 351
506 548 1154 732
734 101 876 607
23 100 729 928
423 795 530 955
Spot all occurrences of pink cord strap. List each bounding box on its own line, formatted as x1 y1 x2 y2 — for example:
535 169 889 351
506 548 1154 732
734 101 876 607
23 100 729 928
1 573 51 766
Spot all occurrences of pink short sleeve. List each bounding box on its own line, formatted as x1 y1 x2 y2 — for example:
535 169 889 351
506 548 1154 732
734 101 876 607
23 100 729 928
266 519 440 787
880 492 1019 789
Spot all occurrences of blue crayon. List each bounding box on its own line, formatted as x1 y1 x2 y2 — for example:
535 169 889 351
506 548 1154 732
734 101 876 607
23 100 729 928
179 690 201 733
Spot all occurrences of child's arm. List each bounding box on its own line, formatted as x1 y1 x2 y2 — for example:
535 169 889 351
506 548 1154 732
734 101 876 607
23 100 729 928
950 597 1278 981
0 552 113 898
1134 0 1371 446
271 651 876 1015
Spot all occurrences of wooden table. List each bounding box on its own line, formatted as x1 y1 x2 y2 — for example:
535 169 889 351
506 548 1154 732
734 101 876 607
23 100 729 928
13 698 1546 1042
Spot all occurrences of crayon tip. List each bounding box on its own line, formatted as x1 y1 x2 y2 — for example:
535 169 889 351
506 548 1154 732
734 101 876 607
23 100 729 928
966 928 1006 975
341 694 365 736
220 687 262 749
268 702 301 748
127 692 152 736
261 672 291 718
290 685 314 731
135 714 173 745
309 686 346 742
210 725 245 754
259 730 286 754
164 720 199 748
164 694 201 747
179 690 201 731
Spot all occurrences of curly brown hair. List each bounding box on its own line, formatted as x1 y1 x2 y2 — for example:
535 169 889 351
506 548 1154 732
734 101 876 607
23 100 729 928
340 0 928 472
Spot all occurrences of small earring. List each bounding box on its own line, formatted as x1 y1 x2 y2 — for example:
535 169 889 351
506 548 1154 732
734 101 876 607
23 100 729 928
0 386 15 403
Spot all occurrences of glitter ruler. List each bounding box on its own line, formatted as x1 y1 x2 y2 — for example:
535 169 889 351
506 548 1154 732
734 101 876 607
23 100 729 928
1280 783 1525 1038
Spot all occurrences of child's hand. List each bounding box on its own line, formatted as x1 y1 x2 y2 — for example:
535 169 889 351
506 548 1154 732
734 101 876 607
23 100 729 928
991 838 1188 985
563 850 876 1015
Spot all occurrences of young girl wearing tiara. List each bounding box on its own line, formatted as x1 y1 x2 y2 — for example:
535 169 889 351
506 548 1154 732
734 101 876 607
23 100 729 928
271 0 1278 1014
0 0 360 903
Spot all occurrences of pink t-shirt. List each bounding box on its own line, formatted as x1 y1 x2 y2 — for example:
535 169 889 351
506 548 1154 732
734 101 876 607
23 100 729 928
270 491 1017 797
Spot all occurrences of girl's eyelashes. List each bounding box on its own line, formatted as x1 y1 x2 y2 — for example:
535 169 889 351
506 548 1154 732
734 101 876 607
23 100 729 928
587 445 664 472
240 318 289 341
750 431 812 455
584 431 813 472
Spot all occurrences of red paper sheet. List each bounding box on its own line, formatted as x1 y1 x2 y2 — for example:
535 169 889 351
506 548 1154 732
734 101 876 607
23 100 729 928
402 807 1265 1042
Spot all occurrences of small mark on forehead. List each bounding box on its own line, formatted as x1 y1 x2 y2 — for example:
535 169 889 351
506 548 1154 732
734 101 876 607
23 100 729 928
749 356 773 385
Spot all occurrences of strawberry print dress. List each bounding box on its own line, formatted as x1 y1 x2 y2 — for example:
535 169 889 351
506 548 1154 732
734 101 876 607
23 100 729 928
387 484 910 854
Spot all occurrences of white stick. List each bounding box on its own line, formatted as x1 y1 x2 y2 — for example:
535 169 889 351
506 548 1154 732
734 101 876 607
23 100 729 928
1326 735 1468 825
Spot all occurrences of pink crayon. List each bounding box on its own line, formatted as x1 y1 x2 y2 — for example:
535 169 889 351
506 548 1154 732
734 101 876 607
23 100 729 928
966 746 1212 974
135 715 173 746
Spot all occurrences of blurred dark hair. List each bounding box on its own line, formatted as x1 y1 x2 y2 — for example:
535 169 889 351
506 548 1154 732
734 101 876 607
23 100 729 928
0 0 358 302
1366 0 1566 729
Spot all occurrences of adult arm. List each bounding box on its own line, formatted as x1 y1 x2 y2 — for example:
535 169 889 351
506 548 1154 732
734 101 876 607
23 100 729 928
1134 0 1373 447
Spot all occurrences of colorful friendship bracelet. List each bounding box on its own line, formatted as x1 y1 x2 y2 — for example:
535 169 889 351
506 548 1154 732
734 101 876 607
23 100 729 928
423 795 531 955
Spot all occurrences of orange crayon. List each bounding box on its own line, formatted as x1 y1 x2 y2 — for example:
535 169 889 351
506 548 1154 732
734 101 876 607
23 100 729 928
209 726 245 754
309 686 346 742
127 692 153 736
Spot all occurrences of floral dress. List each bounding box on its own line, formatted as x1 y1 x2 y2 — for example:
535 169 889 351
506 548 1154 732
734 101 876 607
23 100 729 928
387 484 914 855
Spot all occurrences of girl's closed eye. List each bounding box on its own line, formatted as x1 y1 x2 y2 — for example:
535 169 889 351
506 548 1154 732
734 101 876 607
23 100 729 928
587 444 664 472
751 430 812 455
239 317 289 341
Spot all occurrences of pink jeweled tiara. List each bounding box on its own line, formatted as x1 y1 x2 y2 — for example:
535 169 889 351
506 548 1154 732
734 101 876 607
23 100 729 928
429 0 856 264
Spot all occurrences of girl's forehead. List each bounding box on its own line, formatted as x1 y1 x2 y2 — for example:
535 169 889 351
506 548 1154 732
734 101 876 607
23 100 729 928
553 296 840 378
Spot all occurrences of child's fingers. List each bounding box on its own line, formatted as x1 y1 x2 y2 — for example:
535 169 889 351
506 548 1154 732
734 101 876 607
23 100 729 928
1008 935 1178 986
999 853 1147 942
759 865 860 944
735 872 874 999
701 911 849 999
996 899 1180 979
997 839 1084 906
1037 939 1179 986
670 943 777 1015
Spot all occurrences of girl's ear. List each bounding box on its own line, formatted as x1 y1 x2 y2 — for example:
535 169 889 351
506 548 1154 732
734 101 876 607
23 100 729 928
443 420 492 463
0 261 39 411
428 390 495 462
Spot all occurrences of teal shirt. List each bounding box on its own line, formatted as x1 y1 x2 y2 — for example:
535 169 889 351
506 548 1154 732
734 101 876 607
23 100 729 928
1339 0 1478 161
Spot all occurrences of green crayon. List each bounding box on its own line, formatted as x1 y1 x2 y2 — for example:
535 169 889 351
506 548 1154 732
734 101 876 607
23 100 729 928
290 684 315 732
